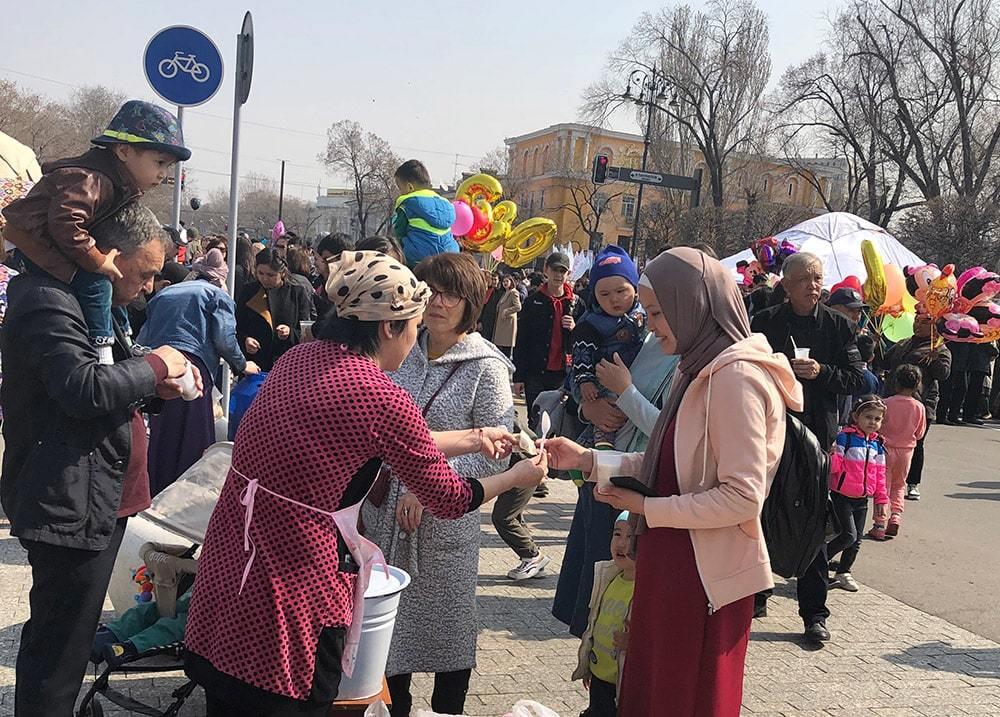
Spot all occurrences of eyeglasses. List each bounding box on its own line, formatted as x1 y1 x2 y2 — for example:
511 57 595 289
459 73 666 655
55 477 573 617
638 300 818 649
428 287 463 308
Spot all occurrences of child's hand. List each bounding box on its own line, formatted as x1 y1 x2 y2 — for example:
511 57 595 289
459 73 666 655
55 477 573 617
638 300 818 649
613 620 629 651
275 324 291 340
96 249 123 280
580 382 599 402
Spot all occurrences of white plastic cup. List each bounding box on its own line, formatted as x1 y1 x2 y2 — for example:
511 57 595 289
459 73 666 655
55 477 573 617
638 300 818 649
300 320 315 342
177 364 200 401
794 348 811 360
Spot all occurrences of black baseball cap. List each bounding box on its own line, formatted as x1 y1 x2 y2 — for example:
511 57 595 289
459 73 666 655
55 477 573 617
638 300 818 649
545 252 571 271
827 287 865 309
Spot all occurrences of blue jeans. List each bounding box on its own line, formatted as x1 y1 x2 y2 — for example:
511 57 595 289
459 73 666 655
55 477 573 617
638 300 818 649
69 270 114 346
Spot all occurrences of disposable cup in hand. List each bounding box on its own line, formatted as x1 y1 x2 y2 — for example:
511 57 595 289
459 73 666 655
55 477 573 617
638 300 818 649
301 320 315 342
794 348 811 360
177 364 200 401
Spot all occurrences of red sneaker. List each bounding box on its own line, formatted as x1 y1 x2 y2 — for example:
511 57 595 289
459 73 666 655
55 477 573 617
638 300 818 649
867 525 887 541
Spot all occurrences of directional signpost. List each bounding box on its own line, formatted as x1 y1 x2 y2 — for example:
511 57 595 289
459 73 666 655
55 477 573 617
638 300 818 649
593 154 703 208
144 25 224 229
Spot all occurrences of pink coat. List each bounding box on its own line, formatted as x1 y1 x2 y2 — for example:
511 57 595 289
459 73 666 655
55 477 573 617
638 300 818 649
591 335 804 612
185 342 474 699
829 426 888 504
880 395 927 449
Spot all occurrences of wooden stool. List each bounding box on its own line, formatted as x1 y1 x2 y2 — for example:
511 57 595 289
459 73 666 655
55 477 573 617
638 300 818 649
328 678 391 716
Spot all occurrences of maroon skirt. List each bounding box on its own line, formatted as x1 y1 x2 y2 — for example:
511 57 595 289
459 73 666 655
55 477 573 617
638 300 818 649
618 421 754 717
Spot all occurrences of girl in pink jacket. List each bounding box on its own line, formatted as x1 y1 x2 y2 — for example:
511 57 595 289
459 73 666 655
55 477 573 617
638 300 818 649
827 395 889 592
878 364 927 537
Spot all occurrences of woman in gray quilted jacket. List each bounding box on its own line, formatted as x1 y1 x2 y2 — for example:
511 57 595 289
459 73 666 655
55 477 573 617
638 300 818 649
361 252 514 717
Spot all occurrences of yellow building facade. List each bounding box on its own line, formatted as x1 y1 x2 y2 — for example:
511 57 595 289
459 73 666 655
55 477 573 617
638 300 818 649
504 122 846 252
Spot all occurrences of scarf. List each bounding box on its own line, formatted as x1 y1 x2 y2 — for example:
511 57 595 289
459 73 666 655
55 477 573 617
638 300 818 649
541 282 573 371
631 248 752 542
326 250 429 321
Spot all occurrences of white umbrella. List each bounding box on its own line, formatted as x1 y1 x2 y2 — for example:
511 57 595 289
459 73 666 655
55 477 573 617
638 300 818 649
773 212 924 286
720 212 924 286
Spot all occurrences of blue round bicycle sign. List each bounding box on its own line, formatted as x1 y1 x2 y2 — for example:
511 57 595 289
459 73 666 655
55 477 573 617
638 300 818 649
144 25 223 107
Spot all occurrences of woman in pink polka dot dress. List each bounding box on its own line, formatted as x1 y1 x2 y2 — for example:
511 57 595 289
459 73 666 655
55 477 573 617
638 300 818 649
183 251 547 717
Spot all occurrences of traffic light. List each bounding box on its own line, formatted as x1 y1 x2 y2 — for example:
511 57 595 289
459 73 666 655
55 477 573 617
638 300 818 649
592 154 609 184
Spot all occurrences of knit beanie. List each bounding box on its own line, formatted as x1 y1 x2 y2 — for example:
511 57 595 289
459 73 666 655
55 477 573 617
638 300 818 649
589 245 639 292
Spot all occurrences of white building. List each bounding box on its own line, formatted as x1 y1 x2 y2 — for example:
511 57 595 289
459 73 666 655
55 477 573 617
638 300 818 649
315 188 360 238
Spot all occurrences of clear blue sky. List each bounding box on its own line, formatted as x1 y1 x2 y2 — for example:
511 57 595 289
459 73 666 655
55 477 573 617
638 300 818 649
2 0 843 201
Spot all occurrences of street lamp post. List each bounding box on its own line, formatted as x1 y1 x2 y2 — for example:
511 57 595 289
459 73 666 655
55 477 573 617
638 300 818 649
622 66 673 259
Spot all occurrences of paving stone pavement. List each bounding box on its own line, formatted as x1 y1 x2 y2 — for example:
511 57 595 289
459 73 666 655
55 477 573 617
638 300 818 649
1 478 999 716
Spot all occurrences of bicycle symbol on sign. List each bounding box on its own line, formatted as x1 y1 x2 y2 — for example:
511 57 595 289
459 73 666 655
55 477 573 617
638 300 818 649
158 51 211 83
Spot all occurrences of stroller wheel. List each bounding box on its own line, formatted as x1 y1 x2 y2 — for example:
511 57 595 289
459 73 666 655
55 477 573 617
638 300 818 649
81 701 104 717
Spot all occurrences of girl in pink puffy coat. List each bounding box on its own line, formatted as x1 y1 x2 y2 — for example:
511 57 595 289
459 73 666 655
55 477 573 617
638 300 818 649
827 395 889 592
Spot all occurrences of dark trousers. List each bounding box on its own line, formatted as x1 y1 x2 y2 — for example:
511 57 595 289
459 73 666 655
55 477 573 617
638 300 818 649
387 669 471 717
827 493 868 574
15 518 127 717
585 676 618 716
965 371 988 420
524 369 566 424
796 546 831 626
491 484 539 559
906 423 930 486
940 369 970 421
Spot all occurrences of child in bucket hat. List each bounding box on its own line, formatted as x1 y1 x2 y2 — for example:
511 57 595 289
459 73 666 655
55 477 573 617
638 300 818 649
2 100 190 363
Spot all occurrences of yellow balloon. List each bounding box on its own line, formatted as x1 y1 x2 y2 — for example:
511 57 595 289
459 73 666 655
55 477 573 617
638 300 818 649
503 218 557 268
456 173 503 205
489 200 519 242
861 240 886 309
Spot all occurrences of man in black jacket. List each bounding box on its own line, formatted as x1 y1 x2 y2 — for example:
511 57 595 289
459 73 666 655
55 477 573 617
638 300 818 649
1 203 193 716
751 252 866 645
512 252 584 414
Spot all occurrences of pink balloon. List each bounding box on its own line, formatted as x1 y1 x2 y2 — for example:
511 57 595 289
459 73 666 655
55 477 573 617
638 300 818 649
451 200 474 237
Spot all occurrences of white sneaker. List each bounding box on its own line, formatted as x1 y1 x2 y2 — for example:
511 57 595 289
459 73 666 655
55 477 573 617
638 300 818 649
831 572 859 592
507 555 550 581
906 485 921 501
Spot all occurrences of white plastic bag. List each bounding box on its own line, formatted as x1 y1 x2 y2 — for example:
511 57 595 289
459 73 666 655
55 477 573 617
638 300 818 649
506 701 561 717
364 700 390 717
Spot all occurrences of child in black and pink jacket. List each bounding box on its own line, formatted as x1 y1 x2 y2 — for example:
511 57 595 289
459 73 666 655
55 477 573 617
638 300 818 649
826 394 889 592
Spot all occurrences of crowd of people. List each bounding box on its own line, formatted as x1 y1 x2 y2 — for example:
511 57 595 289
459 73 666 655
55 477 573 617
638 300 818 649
1 97 997 717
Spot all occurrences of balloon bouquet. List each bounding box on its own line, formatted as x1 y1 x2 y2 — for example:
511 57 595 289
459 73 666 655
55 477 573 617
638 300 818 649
905 263 1000 347
859 239 916 342
738 236 798 289
449 173 557 268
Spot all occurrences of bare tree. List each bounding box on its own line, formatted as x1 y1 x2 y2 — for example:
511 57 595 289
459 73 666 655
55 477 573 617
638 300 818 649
550 155 624 250
319 120 401 237
853 0 1000 201
472 145 527 205
584 0 772 208
200 172 320 241
64 86 127 150
772 10 918 226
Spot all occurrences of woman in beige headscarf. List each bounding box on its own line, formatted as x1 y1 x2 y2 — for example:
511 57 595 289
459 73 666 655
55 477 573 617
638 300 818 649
545 247 803 716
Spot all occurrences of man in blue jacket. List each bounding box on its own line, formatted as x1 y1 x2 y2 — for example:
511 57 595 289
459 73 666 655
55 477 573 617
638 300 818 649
392 159 457 266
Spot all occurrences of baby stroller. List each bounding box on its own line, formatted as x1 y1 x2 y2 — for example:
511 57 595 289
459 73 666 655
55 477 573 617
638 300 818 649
77 542 199 717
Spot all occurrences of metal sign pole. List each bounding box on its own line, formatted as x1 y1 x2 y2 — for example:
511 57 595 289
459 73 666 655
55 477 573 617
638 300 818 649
222 11 254 420
170 106 185 229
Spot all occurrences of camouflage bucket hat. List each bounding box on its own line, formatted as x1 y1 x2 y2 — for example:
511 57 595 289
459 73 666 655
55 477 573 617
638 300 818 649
92 100 191 161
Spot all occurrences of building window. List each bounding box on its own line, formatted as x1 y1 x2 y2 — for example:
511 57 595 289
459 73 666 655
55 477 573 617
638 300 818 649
542 146 549 173
539 190 545 210
622 195 636 221
523 150 529 175
788 182 794 197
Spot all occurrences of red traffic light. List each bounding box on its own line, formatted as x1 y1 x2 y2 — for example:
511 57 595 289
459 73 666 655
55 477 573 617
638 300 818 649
593 154 610 184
